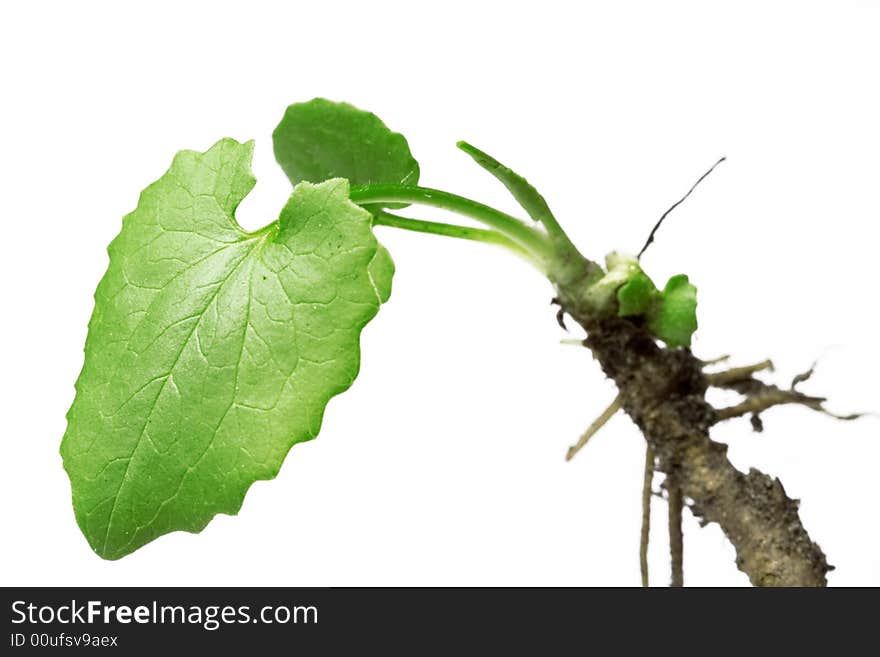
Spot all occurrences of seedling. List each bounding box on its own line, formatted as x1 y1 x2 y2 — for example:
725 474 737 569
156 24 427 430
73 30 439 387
61 99 862 585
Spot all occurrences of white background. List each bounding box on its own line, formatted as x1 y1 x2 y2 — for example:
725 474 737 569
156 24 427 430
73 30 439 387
1 1 878 587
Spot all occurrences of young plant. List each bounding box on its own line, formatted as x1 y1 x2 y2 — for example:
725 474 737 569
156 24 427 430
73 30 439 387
61 99 860 585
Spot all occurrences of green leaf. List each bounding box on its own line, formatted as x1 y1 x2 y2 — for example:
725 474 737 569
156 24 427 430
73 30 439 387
617 268 698 347
272 98 419 209
648 274 698 348
60 139 393 559
617 270 658 317
456 141 556 228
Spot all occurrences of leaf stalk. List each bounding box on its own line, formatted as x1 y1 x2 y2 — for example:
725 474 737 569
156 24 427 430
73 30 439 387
370 210 545 270
349 184 553 262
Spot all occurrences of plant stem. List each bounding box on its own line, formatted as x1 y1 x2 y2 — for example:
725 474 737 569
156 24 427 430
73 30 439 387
371 210 543 269
565 277 832 587
349 184 552 261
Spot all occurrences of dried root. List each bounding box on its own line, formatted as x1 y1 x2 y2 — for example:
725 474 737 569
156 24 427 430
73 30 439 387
565 395 622 461
706 360 863 427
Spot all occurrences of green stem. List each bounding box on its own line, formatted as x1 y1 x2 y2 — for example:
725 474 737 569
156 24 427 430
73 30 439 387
455 140 575 250
371 210 543 270
349 184 552 261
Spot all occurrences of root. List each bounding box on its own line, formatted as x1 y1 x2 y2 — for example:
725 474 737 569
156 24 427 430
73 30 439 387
640 445 655 587
708 359 863 426
667 474 684 588
565 395 622 461
705 359 774 386
571 316 838 586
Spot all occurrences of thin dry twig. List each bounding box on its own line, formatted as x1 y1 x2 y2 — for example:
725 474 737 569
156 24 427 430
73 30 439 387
640 445 655 587
565 395 622 461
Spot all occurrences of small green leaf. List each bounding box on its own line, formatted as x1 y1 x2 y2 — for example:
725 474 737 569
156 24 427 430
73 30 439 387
456 141 556 228
616 267 698 347
648 275 698 348
273 98 419 209
617 270 658 317
61 139 393 559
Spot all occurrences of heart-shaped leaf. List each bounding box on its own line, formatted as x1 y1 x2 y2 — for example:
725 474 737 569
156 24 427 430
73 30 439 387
61 138 393 559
